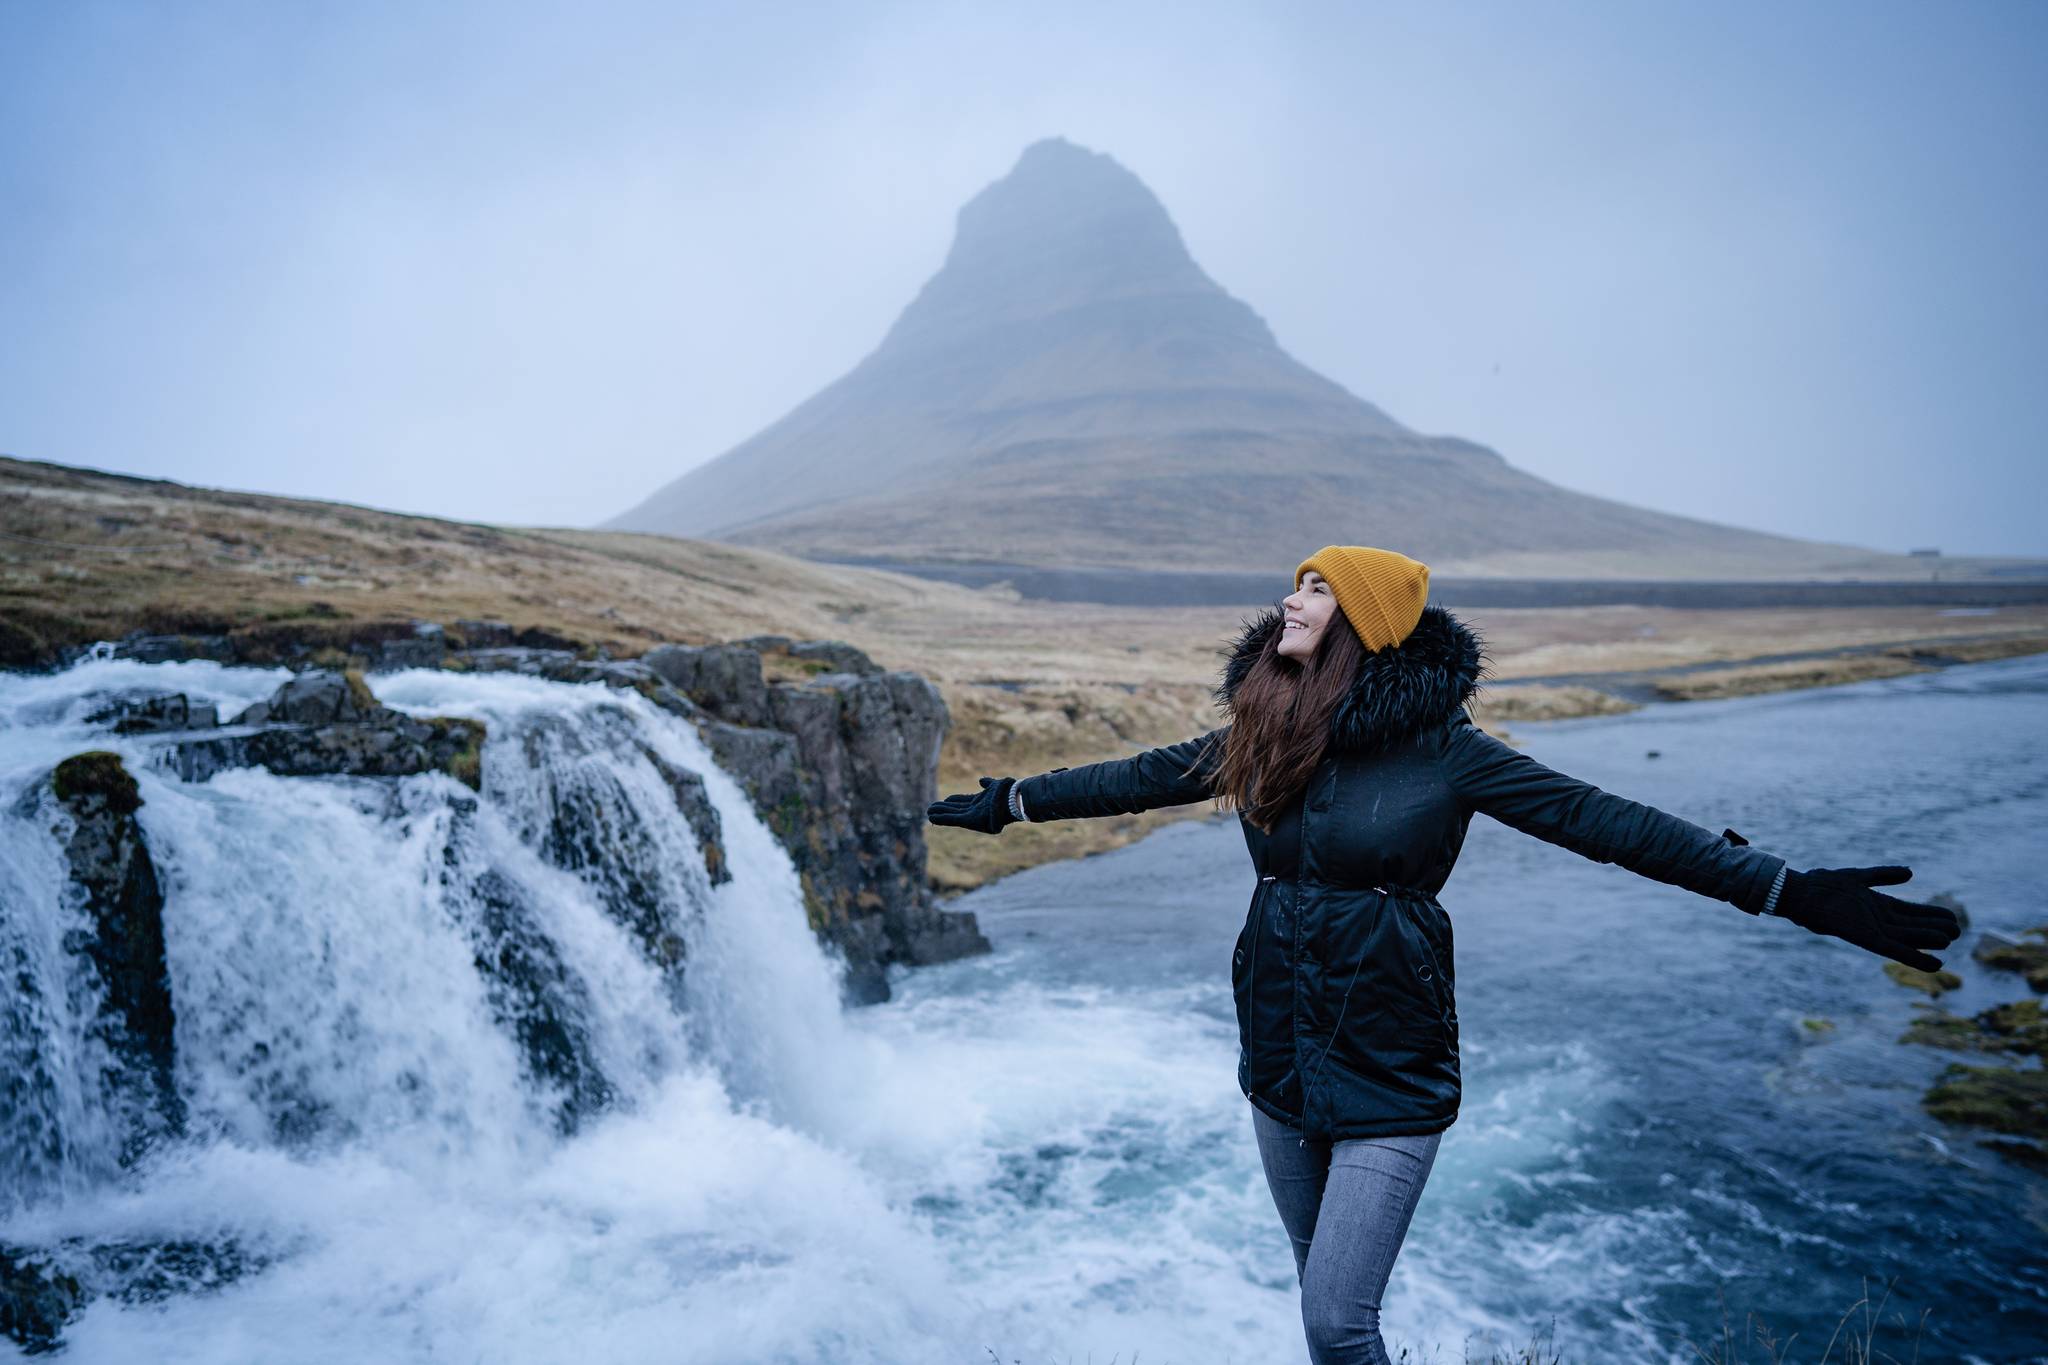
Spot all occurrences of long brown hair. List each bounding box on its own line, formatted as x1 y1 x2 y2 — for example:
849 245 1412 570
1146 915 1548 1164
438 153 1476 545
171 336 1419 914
1208 605 1366 832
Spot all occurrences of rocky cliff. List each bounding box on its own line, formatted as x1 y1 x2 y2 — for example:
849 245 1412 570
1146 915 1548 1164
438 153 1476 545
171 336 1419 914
55 622 988 1009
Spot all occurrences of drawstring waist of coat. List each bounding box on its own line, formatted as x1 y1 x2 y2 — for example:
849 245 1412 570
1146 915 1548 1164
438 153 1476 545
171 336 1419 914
1258 874 1439 905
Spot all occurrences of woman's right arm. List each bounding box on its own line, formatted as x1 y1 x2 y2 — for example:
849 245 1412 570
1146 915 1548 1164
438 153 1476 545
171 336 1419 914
1013 726 1231 821
927 726 1230 833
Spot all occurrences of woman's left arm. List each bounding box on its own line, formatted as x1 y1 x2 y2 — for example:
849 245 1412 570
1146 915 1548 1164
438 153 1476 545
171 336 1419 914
1438 713 1961 967
1438 712 1784 912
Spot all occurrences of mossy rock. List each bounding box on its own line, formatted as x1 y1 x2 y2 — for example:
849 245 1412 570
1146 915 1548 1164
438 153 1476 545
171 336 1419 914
1901 1007 1997 1052
1883 960 1961 996
1901 999 2047 1057
1980 999 2048 1058
1923 1063 2048 1139
1799 1016 1836 1036
428 717 487 792
1973 931 2048 993
341 668 380 715
51 751 141 816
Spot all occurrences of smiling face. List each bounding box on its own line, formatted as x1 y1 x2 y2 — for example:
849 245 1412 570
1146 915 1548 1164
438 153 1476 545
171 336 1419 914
1277 569 1339 660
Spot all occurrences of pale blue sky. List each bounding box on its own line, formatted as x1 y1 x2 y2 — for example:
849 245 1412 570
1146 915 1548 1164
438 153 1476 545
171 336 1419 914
3 0 2043 555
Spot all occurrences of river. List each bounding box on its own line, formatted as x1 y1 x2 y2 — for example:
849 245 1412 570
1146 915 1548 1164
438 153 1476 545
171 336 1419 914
1 652 2042 1362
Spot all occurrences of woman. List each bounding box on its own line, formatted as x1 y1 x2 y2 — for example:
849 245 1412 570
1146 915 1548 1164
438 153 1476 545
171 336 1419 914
926 544 1962 1365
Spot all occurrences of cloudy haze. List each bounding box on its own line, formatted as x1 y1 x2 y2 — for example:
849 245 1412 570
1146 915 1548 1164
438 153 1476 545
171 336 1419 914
3 0 2043 556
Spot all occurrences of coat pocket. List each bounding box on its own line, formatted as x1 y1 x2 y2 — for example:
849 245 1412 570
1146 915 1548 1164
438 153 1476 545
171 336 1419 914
1393 898 1457 1043
1230 909 1254 1043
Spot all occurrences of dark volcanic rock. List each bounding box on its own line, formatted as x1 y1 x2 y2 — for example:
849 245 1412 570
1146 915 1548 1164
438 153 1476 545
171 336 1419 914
642 643 775 727
231 668 377 726
1 1234 269 1355
83 633 984 1007
86 692 219 733
167 671 485 790
453 618 516 648
755 663 989 978
443 802 613 1133
375 622 448 670
733 637 884 677
112 633 236 665
616 638 990 1002
640 744 729 887
0 1245 84 1355
48 752 183 1158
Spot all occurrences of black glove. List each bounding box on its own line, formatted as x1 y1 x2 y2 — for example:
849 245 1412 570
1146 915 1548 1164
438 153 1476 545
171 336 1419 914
1776 865 1963 972
926 776 1019 835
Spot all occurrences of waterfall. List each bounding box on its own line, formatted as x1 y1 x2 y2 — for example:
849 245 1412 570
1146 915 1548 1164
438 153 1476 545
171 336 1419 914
0 658 962 1361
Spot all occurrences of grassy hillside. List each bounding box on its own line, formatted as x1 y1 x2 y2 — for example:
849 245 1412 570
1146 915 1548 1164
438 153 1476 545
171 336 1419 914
9 455 2047 894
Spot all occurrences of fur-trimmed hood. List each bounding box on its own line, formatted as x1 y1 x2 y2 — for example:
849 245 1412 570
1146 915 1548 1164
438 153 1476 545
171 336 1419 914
1214 603 1489 753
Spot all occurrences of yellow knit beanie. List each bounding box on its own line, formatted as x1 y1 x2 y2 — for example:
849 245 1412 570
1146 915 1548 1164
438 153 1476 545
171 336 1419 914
1294 546 1431 652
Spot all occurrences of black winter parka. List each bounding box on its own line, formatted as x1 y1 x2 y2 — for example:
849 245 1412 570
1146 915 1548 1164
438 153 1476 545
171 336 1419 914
1015 605 1788 1140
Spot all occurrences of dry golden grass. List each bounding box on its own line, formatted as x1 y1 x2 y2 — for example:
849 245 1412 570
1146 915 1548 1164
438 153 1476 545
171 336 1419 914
1652 655 1934 701
1648 634 2048 701
1468 684 1641 724
10 457 2048 894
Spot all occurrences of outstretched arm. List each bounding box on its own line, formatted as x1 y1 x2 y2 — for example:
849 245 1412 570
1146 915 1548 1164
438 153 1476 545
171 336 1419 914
926 726 1229 833
1438 713 1788 913
1438 713 1961 967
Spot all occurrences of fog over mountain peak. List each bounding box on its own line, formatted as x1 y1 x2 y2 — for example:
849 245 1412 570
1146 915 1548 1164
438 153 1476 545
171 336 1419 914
610 140 1869 579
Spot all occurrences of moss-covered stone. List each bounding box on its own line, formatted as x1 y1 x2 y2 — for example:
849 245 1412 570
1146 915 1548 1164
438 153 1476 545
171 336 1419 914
1973 929 2048 993
1800 1016 1836 1036
51 751 141 816
1979 999 2048 1057
1901 999 2048 1058
341 668 379 716
1901 1007 1997 1052
432 717 486 792
1923 1063 2048 1139
1883 960 1961 996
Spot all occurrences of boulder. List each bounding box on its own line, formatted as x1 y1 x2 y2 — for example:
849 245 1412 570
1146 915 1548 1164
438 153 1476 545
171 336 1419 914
788 640 883 676
0 1245 84 1354
48 752 183 1158
442 802 614 1134
638 648 990 1001
169 671 485 790
642 643 774 727
231 668 377 726
453 619 516 648
1882 961 1961 996
86 693 219 734
731 636 882 677
640 745 729 887
1973 928 2048 992
0 1234 266 1355
374 622 448 670
111 633 236 665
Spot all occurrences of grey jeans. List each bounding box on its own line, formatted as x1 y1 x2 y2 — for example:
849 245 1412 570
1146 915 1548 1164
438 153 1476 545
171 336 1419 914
1251 1104 1442 1365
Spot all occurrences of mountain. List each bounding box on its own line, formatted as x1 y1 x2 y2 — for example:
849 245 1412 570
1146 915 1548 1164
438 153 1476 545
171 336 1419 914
608 138 1895 579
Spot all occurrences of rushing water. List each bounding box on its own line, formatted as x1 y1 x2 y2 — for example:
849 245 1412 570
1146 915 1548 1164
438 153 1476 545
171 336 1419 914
1 653 2043 1363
